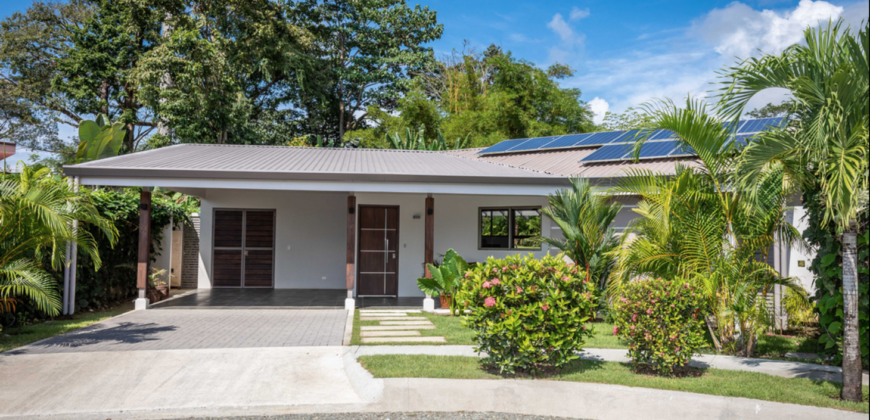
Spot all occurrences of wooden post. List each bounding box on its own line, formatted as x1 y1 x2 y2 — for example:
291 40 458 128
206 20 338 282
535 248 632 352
424 195 434 278
346 195 356 292
137 189 152 290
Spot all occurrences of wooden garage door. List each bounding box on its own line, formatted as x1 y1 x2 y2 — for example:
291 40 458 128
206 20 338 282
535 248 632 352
357 206 399 296
212 209 275 288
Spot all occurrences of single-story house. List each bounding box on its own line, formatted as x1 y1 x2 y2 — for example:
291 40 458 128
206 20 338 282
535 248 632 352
62 118 812 317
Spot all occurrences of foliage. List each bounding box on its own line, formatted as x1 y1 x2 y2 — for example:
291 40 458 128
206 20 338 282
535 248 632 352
612 278 708 376
75 114 124 163
717 20 869 372
537 177 621 290
745 102 793 119
0 166 117 316
287 0 443 143
456 254 596 374
599 107 656 131
783 285 817 327
610 99 808 357
387 127 470 151
417 249 467 314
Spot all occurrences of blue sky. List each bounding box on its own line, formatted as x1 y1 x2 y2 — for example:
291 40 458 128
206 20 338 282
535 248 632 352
2 0 868 166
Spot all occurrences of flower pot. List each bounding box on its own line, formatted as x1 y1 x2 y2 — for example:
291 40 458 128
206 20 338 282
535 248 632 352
147 285 169 303
439 294 452 310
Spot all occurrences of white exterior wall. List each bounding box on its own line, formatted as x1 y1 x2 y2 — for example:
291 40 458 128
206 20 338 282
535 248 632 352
788 206 816 293
197 189 555 296
151 221 173 286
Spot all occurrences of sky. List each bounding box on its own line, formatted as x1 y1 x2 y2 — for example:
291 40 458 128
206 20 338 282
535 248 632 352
1 0 868 166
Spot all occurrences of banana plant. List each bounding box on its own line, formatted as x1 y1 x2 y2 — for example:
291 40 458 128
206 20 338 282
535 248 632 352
76 114 126 163
417 249 468 315
387 127 472 151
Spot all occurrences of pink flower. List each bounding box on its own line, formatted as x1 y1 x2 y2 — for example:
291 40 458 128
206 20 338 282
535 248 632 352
542 305 550 311
676 347 681 352
646 309 653 315
516 287 523 294
620 297 629 304
630 325 636 331
561 276 570 281
484 297 496 307
502 266 509 272
632 314 638 322
491 279 500 286
465 271 473 278
613 326 619 335
493 268 499 274
651 299 656 304
482 281 492 289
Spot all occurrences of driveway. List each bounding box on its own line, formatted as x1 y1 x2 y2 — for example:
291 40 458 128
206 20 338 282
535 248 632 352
7 309 348 355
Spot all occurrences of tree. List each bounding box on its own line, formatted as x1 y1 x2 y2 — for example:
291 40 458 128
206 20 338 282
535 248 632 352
599 107 656 131
287 0 443 143
609 99 807 357
745 102 792 119
134 0 319 145
717 20 868 402
0 168 117 316
537 177 621 290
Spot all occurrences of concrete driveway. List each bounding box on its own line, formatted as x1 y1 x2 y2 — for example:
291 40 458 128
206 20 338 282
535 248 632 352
7 309 348 355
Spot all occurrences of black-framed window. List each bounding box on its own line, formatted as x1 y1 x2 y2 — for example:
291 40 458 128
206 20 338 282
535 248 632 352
479 207 542 250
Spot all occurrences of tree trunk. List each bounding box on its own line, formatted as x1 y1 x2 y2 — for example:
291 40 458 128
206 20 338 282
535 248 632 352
841 227 863 402
705 315 722 352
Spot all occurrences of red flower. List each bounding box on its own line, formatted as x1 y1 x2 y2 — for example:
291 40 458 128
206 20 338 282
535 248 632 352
542 304 550 311
484 297 496 307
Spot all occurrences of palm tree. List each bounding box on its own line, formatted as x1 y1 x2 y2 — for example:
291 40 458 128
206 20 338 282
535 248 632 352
538 177 622 290
717 20 868 402
609 99 807 356
0 170 117 316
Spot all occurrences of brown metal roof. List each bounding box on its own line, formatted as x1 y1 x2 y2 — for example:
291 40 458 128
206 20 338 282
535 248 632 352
447 147 701 179
64 144 568 186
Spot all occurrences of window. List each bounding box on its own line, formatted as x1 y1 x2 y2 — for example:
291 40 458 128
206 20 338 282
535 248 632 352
479 207 542 250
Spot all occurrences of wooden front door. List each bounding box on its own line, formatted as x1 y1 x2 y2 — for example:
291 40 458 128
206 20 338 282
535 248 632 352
357 206 399 296
212 209 275 288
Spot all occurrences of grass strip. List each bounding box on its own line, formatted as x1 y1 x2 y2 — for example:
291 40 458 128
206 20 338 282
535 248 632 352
0 302 132 353
358 354 870 413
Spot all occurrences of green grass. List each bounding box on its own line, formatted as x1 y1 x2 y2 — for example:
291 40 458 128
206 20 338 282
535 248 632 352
0 302 132 353
352 310 475 345
358 355 870 413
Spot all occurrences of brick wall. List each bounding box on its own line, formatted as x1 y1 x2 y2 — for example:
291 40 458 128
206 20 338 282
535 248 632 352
181 215 200 288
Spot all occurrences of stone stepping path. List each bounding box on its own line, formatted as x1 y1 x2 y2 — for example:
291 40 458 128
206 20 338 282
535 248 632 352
359 310 445 344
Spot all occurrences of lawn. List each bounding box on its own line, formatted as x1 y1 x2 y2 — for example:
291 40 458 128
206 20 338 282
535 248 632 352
0 301 132 353
358 354 870 414
351 310 476 345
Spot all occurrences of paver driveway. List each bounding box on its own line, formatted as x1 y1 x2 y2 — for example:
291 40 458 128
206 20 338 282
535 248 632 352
7 309 347 354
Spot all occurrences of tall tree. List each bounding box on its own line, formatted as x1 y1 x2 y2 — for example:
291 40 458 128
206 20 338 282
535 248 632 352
718 21 868 402
287 0 443 143
134 0 318 145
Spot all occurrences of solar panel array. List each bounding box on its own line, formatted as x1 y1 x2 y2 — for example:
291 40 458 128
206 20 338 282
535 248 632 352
476 117 786 163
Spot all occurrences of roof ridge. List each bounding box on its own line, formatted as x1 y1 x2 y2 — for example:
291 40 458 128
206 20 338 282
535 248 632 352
175 143 456 154
446 149 559 176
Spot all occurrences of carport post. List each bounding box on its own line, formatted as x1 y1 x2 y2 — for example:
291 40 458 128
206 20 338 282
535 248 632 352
135 188 152 310
423 194 436 312
345 194 356 310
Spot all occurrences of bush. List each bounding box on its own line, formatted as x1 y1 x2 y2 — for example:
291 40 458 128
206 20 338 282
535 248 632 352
456 254 596 374
612 278 707 376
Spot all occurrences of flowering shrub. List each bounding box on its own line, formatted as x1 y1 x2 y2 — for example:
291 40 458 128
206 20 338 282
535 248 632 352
455 254 597 374
613 278 708 376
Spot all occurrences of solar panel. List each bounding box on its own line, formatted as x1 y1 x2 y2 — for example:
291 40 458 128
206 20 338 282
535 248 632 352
508 136 562 151
648 130 677 141
542 133 595 149
581 144 633 162
478 139 530 154
729 134 758 149
572 131 626 146
637 140 680 159
738 117 785 134
670 143 697 157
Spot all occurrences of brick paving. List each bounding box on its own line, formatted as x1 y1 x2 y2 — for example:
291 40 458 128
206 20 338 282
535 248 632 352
8 309 347 355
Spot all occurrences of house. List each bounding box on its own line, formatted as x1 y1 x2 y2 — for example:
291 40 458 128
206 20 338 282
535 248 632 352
62 118 811 318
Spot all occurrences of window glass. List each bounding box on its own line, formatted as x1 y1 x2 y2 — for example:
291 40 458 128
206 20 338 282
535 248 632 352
480 209 510 249
479 208 541 250
512 209 542 249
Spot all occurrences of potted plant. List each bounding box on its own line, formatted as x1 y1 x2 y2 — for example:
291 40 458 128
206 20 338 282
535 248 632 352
416 249 468 315
146 268 170 303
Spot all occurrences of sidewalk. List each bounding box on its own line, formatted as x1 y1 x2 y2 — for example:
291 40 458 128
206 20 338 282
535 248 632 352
351 345 870 385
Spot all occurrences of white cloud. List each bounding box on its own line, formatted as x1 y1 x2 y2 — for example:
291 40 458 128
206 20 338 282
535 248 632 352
842 1 870 32
587 97 610 125
547 13 575 43
570 7 590 21
695 0 843 58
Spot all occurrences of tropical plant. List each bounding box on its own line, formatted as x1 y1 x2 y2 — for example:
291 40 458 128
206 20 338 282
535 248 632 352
416 248 467 315
0 174 117 316
537 177 621 290
609 98 808 357
717 20 868 401
456 254 596 374
76 114 125 163
613 278 708 376
387 127 470 151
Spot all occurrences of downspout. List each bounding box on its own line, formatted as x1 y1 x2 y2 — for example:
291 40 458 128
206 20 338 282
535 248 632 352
69 176 80 314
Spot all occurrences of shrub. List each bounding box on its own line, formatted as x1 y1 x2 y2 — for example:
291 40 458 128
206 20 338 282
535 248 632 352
612 278 708 376
456 254 596 374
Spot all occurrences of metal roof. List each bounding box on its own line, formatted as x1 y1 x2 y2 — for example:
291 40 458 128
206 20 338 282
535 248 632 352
64 144 568 186
447 147 699 178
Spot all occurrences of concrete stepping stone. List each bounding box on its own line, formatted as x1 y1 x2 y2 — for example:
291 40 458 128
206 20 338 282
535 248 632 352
378 321 433 326
361 325 437 331
361 336 446 344
359 310 421 314
360 316 428 321
360 331 422 337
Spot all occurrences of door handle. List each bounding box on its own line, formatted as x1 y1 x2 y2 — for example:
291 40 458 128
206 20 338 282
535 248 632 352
244 251 248 256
